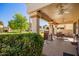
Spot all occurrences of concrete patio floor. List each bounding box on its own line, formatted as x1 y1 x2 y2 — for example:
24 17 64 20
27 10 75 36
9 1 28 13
42 38 77 56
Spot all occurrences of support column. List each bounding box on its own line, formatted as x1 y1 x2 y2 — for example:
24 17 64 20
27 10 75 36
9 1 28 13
30 12 40 33
74 19 79 35
73 22 76 34
49 23 54 35
48 22 54 40
73 20 79 42
78 19 79 34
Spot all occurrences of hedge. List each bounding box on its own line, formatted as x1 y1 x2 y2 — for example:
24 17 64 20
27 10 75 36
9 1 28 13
0 33 44 56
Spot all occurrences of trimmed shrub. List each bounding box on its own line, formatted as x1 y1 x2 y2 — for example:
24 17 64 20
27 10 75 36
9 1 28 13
0 33 44 56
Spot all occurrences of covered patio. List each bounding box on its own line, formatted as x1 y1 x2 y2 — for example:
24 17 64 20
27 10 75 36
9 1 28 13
27 3 79 56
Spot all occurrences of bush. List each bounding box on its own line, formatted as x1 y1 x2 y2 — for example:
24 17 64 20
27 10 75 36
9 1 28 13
0 33 44 56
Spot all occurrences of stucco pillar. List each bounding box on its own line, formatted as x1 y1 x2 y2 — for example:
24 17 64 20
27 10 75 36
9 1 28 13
30 12 40 33
74 19 79 35
78 19 79 34
48 22 54 40
73 22 76 34
73 20 79 42
49 23 53 35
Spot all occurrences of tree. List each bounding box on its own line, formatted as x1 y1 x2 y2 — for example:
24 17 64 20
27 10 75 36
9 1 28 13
8 13 29 32
0 21 4 32
0 21 3 25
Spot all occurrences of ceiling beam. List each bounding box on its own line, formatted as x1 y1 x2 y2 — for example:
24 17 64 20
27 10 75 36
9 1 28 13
55 19 77 24
37 10 76 24
37 10 58 25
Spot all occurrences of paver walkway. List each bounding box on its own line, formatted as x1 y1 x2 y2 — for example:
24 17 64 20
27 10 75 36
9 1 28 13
42 38 77 56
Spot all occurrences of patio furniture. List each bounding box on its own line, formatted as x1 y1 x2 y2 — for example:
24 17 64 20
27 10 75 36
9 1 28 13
56 32 65 40
71 40 77 56
76 42 79 55
63 52 75 56
48 34 53 41
71 42 78 45
44 31 49 40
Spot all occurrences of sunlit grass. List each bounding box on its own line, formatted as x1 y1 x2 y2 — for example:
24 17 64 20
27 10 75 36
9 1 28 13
40 32 44 37
0 31 44 38
0 32 30 35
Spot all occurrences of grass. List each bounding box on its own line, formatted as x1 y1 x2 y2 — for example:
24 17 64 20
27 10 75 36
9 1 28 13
0 32 31 35
0 31 44 38
40 32 44 37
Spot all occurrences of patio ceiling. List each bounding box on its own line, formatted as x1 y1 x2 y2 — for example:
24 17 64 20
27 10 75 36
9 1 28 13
27 3 51 13
28 3 79 24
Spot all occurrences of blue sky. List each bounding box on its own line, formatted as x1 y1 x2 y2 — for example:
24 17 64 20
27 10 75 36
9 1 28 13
0 3 48 27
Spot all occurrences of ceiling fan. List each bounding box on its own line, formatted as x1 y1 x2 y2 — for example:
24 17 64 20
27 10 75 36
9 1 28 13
56 3 72 15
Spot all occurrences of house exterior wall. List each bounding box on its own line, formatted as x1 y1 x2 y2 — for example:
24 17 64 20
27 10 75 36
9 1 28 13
56 24 73 37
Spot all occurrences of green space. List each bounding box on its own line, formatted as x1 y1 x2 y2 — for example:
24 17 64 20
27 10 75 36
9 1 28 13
0 13 44 56
0 33 44 56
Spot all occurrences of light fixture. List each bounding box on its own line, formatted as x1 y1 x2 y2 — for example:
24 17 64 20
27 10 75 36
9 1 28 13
54 4 72 20
57 4 71 15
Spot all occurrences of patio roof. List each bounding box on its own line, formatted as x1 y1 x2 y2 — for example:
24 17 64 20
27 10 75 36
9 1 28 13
28 3 79 24
27 3 51 13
